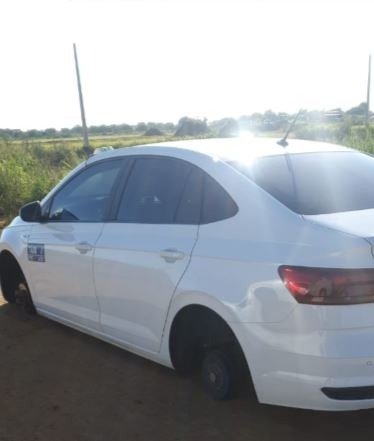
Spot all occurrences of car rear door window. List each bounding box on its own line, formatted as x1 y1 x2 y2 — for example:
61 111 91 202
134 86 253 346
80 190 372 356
116 156 238 225
117 157 194 224
201 174 238 224
175 167 204 224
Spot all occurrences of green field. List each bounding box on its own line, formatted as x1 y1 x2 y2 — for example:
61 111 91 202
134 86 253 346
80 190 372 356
1 123 374 224
9 134 177 150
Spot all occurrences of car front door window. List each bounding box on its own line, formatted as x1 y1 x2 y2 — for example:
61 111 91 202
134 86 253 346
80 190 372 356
48 160 123 222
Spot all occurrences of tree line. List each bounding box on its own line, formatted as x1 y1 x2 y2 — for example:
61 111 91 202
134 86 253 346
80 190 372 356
0 103 371 140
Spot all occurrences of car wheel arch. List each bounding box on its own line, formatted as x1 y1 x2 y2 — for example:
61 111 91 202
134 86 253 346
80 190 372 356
0 250 30 303
167 301 248 374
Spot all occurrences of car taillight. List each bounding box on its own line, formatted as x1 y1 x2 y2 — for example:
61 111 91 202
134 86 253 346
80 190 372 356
278 266 374 305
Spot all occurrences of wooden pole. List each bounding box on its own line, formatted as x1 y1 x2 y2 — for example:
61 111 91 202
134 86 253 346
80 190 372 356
73 43 90 152
366 54 371 132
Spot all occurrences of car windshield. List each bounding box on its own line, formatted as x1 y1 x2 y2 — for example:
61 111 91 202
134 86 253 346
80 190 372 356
229 151 374 215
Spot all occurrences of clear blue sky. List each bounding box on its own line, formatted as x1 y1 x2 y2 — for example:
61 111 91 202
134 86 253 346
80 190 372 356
1 0 373 130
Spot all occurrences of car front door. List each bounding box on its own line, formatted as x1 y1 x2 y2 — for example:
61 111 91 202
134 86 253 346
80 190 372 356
93 156 203 352
27 159 126 331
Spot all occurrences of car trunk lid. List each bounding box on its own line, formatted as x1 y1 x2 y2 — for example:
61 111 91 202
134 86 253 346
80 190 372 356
304 208 374 246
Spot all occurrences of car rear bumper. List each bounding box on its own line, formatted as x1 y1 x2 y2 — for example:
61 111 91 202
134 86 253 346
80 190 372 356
231 320 374 411
321 385 374 400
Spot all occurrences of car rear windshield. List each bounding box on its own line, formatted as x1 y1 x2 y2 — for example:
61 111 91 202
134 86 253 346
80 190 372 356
229 151 374 215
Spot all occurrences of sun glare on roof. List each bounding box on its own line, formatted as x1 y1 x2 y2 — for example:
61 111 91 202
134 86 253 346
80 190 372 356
238 130 254 140
231 137 262 167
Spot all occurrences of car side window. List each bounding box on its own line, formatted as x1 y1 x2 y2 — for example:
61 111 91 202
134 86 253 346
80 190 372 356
48 160 123 222
174 167 204 224
117 157 196 224
201 174 238 224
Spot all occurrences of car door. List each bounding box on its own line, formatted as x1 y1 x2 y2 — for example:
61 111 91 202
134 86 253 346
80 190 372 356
27 159 127 331
93 156 203 352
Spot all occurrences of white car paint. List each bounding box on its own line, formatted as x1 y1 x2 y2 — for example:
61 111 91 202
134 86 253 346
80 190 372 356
93 222 198 352
2 137 374 411
305 209 374 245
27 222 103 331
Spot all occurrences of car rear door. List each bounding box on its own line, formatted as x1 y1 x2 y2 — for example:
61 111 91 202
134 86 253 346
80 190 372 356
93 156 203 352
27 158 127 331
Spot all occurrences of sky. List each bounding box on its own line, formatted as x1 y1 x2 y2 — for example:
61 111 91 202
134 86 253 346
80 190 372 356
1 0 374 130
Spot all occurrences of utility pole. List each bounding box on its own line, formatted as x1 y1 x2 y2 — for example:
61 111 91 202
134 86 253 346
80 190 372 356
73 43 90 154
366 54 371 132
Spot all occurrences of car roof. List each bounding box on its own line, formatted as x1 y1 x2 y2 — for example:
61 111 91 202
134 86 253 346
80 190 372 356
88 137 354 165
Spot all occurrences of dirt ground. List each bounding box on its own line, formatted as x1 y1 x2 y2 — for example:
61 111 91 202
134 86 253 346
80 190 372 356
1 296 374 441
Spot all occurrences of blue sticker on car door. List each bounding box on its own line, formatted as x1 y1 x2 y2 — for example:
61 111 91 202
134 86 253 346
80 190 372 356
27 243 45 262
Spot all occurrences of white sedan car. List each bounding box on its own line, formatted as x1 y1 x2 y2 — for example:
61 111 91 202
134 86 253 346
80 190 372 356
2 137 374 411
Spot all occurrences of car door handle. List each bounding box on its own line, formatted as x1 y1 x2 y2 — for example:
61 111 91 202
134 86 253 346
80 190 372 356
75 241 93 254
160 248 185 263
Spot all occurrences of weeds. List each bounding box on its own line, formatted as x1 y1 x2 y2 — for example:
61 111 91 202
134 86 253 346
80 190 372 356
0 141 84 220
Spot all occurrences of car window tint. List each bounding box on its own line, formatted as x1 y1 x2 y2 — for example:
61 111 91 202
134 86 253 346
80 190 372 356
117 157 192 224
48 160 123 222
230 151 374 215
232 155 296 210
201 174 238 224
175 167 204 224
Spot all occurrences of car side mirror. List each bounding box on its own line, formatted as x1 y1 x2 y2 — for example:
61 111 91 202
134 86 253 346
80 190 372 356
19 201 42 222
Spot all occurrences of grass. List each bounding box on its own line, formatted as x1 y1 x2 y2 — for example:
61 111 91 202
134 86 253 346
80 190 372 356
293 122 374 154
7 133 177 149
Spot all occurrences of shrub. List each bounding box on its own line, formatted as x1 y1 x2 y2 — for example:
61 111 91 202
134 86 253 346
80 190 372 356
0 142 81 220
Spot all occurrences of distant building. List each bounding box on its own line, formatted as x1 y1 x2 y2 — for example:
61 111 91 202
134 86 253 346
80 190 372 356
324 108 343 122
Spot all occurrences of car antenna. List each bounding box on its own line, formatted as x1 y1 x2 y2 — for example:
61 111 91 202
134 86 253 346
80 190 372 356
277 109 303 147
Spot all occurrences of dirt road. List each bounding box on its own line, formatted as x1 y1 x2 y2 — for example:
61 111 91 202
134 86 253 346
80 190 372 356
1 297 374 441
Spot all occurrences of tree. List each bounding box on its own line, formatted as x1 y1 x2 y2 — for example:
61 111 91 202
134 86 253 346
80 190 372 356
217 118 239 137
144 127 164 136
346 102 367 116
263 110 280 130
135 122 147 133
249 112 263 129
44 128 57 138
174 117 209 137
